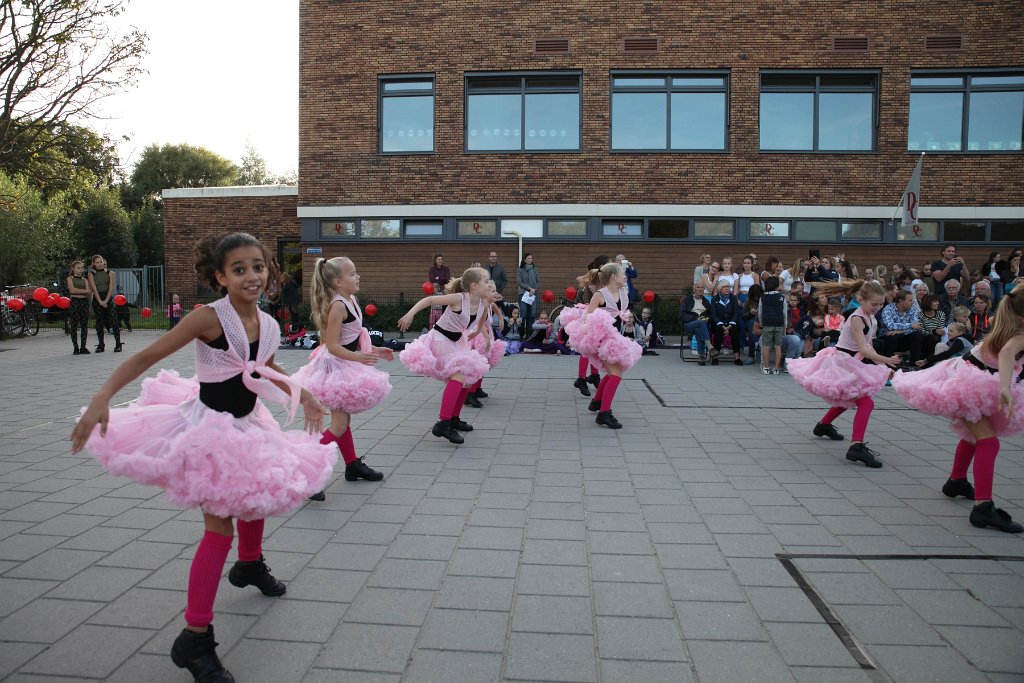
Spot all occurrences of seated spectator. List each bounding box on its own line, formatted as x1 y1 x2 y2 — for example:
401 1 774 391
939 279 971 316
970 296 992 340
740 284 763 364
917 322 973 368
821 298 844 348
972 278 992 300
709 281 744 366
918 293 947 357
804 292 830 356
914 283 931 308
680 282 712 365
947 305 974 344
862 266 879 284
523 310 570 354
780 258 805 292
504 306 525 353
804 255 839 283
919 261 936 293
878 290 924 365
634 307 659 355
757 276 787 374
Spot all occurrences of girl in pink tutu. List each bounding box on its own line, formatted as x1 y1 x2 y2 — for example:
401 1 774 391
564 262 642 429
788 280 900 468
891 287 1024 533
69 233 335 683
295 257 394 499
397 266 491 444
566 255 609 397
465 280 507 408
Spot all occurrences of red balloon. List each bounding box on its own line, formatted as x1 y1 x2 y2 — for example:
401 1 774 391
364 303 378 317
643 290 656 304
32 287 49 302
141 307 152 318
541 290 555 304
422 281 435 295
564 286 578 301
5 298 24 311
114 294 127 306
42 295 56 308
193 303 203 310
57 297 71 309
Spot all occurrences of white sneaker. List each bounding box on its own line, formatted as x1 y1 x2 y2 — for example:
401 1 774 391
771 368 781 375
761 366 771 375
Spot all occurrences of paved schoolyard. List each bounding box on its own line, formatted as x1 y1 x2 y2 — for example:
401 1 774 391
0 330 1022 682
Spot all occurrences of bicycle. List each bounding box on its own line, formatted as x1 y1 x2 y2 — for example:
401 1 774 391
1 287 41 338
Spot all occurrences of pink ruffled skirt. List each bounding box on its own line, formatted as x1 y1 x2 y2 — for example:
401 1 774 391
84 370 337 520
293 346 392 413
399 330 489 385
891 358 1024 441
468 332 507 369
788 346 891 408
564 309 641 373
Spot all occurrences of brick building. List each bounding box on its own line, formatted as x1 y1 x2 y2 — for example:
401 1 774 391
165 0 1023 303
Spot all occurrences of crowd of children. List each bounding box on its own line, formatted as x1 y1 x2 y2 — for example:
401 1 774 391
69 234 1024 682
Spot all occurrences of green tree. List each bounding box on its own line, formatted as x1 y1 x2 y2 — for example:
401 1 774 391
131 200 163 265
0 171 74 286
73 186 136 267
236 143 270 185
129 143 238 203
0 0 146 187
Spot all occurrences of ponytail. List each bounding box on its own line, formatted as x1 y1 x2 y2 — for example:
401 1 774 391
983 284 1024 356
446 277 465 294
445 266 488 294
576 269 600 289
309 256 351 332
810 278 884 302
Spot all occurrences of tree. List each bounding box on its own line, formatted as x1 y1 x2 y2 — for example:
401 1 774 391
236 143 270 185
73 186 136 267
0 0 147 187
129 143 238 203
131 200 162 265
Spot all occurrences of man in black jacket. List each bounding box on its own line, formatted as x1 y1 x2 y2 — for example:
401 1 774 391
709 281 744 365
486 251 508 295
679 282 713 365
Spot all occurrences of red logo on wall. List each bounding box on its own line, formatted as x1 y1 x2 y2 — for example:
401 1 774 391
334 223 344 235
912 225 921 237
618 223 626 234
764 224 774 235
473 222 481 234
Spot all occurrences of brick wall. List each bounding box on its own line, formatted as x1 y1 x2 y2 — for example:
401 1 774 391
299 0 1024 208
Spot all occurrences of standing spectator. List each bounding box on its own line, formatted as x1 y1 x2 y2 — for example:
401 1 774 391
736 256 761 304
971 296 992 340
87 254 122 353
939 280 971 316
517 253 539 330
167 293 183 329
1002 252 1022 294
758 276 787 374
485 251 508 296
615 254 639 305
694 253 712 285
919 262 936 293
760 256 783 282
836 258 857 282
981 251 1003 304
741 284 763 364
863 266 878 284
805 255 839 282
429 254 451 293
781 258 805 292
709 281 743 366
280 272 300 330
879 290 925 365
65 260 91 355
680 282 712 365
699 260 722 294
717 257 739 293
931 243 967 294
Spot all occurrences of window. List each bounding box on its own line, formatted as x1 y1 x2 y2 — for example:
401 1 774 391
694 221 735 238
750 221 790 238
840 222 882 240
992 221 1024 241
380 77 434 153
547 219 588 237
466 74 581 151
602 220 642 237
648 219 689 239
896 221 939 241
501 219 543 238
320 221 355 238
404 220 443 237
457 220 498 236
611 73 728 150
760 72 877 151
943 221 985 241
794 221 837 241
909 72 1024 152
360 219 400 238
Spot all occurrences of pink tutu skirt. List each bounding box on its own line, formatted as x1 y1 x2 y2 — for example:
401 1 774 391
788 346 891 408
399 330 489 385
293 346 391 413
84 370 336 521
564 309 641 373
469 332 506 369
891 358 1024 441
558 304 586 328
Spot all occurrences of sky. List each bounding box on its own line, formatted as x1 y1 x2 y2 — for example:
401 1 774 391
98 0 300 177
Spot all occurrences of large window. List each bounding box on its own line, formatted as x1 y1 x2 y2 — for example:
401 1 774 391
909 72 1024 152
611 73 728 150
760 72 877 151
380 77 434 153
466 73 581 152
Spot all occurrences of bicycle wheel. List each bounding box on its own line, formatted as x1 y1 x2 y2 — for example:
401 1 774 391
22 310 39 336
1 310 24 338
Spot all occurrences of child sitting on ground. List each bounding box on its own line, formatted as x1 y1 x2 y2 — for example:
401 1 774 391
633 307 660 355
821 298 845 348
916 322 973 368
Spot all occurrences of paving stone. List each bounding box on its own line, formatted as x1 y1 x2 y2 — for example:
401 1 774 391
18 624 152 678
88 586 184 629
0 533 67 562
512 594 593 634
764 622 861 667
831 604 945 646
434 576 516 611
521 538 588 566
524 518 587 540
404 650 503 683
402 514 467 537
745 586 827 624
675 600 769 641
0 578 60 618
0 643 46 680
385 533 457 560
505 633 598 682
418 608 510 652
0 598 103 643
222 639 322 683
663 569 745 602
590 553 663 583
247 598 347 643
317 623 419 672
447 548 520 578
308 542 388 571
600 660 696 683
593 581 674 618
96 540 187 570
344 587 434 626
688 640 796 683
933 625 1024 674
285 568 367 602
457 525 523 550
595 616 687 662
897 588 1014 627
869 644 991 683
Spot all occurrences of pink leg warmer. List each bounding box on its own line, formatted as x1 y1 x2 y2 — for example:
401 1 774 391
600 375 621 412
452 386 473 418
821 406 846 425
950 439 976 481
972 437 1000 501
337 426 357 465
439 380 463 419
851 396 874 443
593 375 609 402
236 519 264 562
184 530 233 628
472 380 482 392
590 364 599 375
578 356 588 378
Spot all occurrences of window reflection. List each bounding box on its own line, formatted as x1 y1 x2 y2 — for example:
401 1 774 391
381 78 434 153
909 72 1023 152
612 92 666 149
908 92 963 151
466 74 580 152
611 73 728 151
760 93 813 150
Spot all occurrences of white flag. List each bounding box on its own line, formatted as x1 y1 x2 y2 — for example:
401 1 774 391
900 154 924 228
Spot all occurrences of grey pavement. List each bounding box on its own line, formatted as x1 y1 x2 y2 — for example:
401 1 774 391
0 330 1022 682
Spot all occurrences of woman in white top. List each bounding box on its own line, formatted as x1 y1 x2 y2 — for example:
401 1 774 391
693 253 712 285
699 261 722 295
780 258 805 293
736 256 761 304
717 257 739 293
